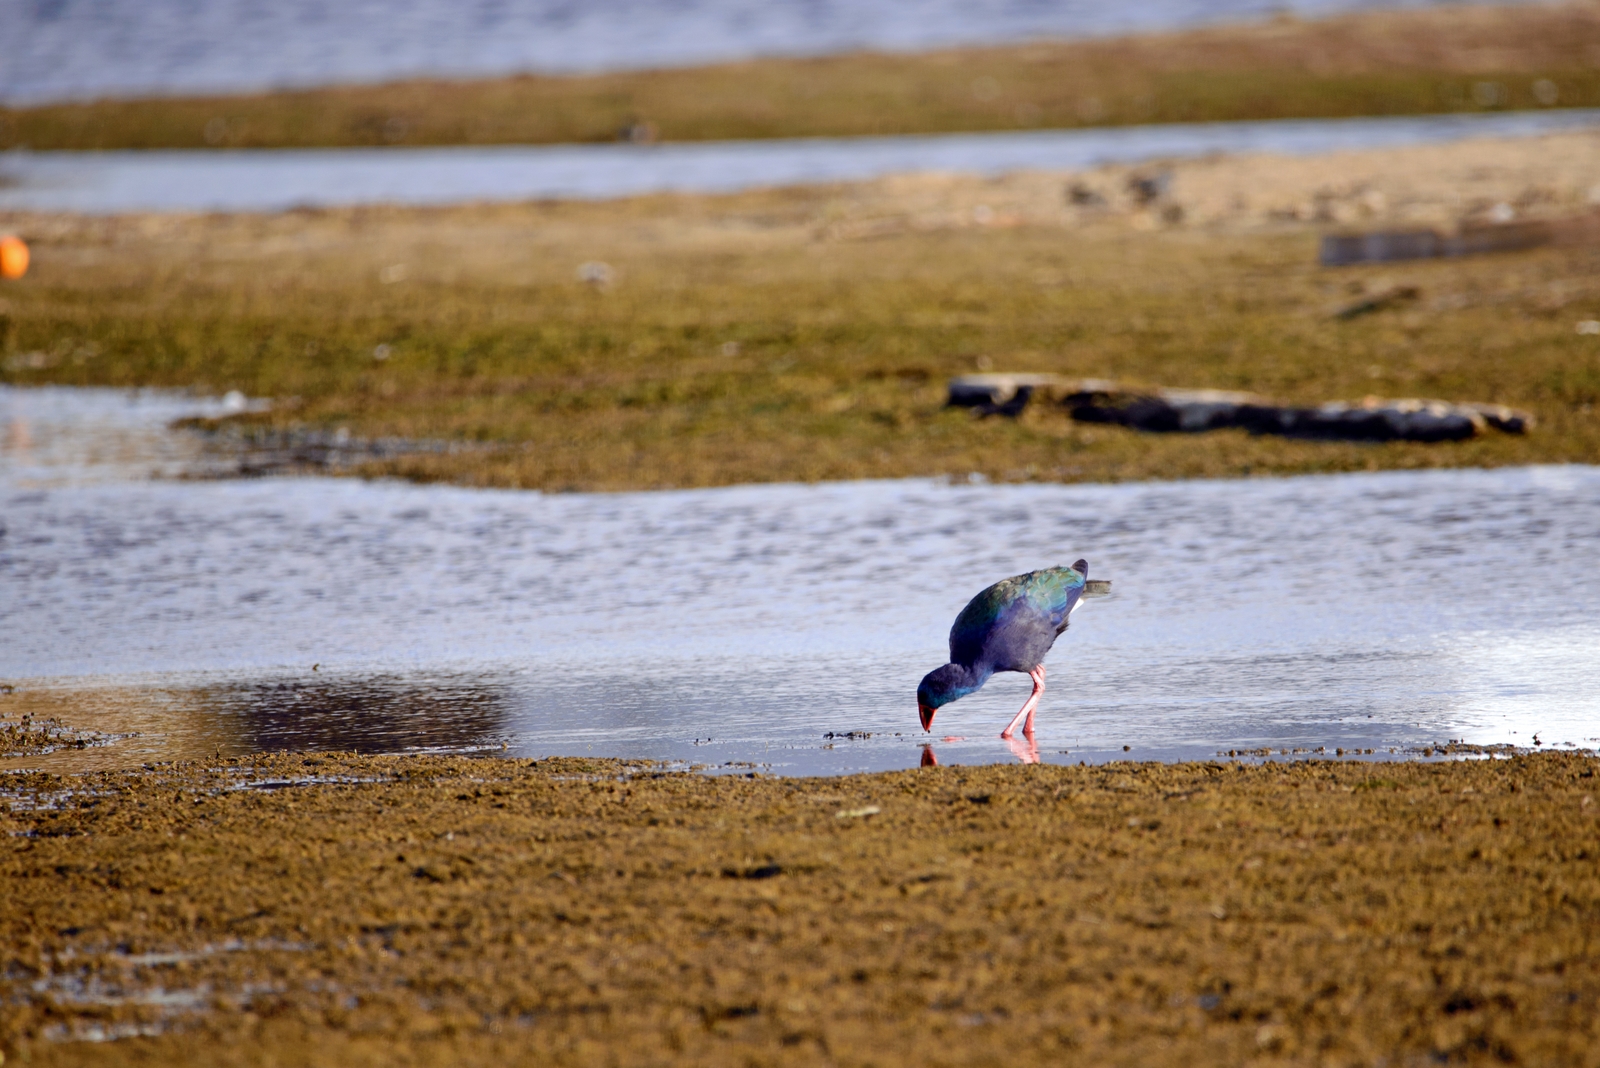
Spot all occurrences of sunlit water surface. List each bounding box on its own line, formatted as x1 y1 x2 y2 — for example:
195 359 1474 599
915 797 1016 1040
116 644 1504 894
3 386 1597 775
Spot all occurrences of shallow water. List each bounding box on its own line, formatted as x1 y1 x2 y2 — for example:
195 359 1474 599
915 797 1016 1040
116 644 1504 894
5 386 1598 774
4 110 1598 214
3 0 1533 106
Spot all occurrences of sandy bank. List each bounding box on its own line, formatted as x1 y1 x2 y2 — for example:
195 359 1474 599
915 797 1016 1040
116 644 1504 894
4 130 1600 490
2 752 1597 1065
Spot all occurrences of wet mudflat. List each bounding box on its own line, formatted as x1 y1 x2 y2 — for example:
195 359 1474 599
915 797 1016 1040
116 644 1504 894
2 751 1597 1065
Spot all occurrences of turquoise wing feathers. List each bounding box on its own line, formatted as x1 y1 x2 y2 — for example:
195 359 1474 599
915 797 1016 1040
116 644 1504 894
1020 564 1088 634
948 563 1086 663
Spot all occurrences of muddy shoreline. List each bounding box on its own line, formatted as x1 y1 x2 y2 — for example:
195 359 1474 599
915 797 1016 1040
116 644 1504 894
3 752 1596 1065
6 130 1600 493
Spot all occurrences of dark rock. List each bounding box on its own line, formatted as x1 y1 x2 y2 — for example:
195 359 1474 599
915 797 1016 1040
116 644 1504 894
1127 171 1172 205
1320 229 1442 266
1067 182 1105 206
617 120 658 144
1333 285 1420 320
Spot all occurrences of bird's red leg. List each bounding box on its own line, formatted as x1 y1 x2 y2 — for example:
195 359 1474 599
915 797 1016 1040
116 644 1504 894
1000 664 1047 739
1023 663 1046 736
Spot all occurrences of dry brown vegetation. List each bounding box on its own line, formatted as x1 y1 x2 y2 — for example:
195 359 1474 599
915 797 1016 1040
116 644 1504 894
1 752 1597 1066
5 132 1600 490
6 2 1600 150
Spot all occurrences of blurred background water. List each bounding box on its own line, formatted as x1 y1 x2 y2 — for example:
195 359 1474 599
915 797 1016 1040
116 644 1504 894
5 110 1598 214
1 0 1538 105
5 387 1597 775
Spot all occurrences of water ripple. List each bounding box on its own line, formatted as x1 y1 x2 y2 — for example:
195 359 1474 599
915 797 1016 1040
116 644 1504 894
3 385 1597 774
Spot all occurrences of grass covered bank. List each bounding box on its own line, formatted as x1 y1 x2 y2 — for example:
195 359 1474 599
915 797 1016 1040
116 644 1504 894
1 752 1597 1065
6 3 1600 151
4 133 1600 490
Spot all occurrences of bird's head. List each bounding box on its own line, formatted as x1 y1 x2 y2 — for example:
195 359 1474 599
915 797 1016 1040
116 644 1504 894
916 663 976 732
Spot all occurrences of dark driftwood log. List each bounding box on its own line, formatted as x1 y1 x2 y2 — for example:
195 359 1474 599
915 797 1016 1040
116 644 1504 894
947 374 1533 442
1063 387 1260 433
1232 400 1481 443
1055 384 1532 443
946 373 1065 417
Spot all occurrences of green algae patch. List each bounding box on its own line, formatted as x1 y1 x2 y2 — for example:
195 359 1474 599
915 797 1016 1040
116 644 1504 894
2 752 1597 1065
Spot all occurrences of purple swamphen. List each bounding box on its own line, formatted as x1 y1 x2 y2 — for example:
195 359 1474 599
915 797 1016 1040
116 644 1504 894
917 560 1091 739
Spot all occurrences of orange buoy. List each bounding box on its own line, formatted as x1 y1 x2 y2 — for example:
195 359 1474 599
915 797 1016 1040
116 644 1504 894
0 235 28 280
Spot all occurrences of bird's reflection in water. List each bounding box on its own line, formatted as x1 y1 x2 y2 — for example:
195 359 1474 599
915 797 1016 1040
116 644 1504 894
1002 732 1040 765
197 674 512 754
919 732 1040 768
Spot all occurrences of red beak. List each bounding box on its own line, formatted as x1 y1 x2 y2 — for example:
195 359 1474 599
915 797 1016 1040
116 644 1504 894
919 702 936 732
